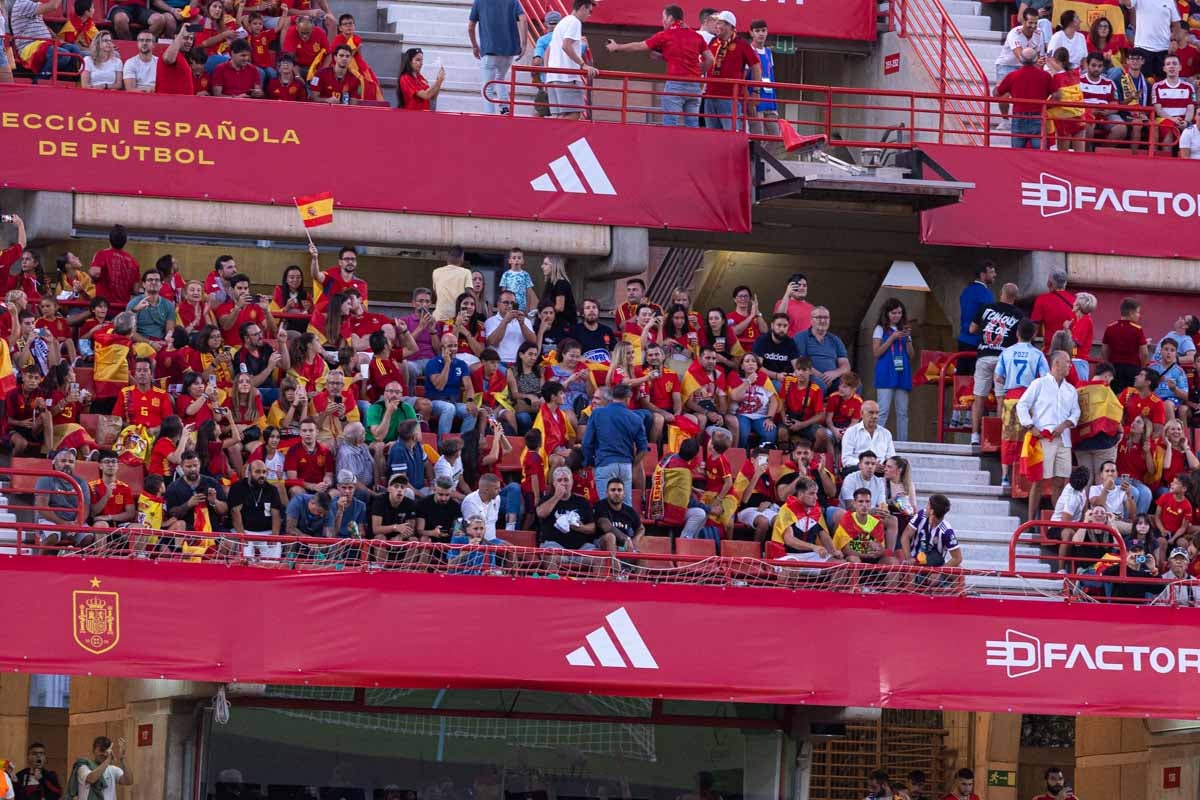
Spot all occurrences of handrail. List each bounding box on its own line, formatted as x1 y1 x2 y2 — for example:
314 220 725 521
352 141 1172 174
890 0 989 145
0 465 88 557
1008 519 1126 575
2 34 85 84
934 350 974 444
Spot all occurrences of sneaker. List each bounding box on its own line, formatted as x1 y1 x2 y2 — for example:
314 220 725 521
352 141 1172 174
993 118 1011 132
970 433 981 446
1001 476 1011 494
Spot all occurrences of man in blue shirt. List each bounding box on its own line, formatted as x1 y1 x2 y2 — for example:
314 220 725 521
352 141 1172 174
954 260 996 426
468 0 526 114
747 20 779 140
582 384 648 504
286 491 332 537
387 419 432 493
331 470 369 537
126 269 175 342
423 333 479 441
793 307 850 393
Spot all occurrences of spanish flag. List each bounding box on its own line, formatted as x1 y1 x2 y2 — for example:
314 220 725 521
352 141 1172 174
1018 431 1044 484
93 331 132 399
1075 380 1123 444
1053 0 1125 36
333 34 382 101
295 191 334 229
531 404 574 473
1000 388 1027 467
648 452 695 528
0 340 15 397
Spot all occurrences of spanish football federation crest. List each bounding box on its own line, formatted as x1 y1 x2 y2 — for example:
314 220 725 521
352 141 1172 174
73 578 119 655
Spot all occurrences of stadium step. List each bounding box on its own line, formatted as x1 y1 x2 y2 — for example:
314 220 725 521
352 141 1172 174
893 441 976 456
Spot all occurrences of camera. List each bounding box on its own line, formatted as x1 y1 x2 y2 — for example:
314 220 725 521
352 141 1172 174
1135 553 1147 566
0 214 14 224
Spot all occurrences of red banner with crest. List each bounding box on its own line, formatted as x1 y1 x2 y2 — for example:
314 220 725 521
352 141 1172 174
0 86 751 234
8 558 1200 718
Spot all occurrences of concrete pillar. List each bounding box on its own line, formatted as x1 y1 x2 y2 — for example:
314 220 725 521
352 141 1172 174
581 226 650 310
1011 251 1067 304
0 675 30 771
1075 717 1148 800
0 190 73 243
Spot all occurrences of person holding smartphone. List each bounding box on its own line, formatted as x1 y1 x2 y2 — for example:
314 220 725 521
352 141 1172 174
15 743 60 800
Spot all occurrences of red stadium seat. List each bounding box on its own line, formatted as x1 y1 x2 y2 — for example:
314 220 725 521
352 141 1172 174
725 447 746 476
638 536 671 554
74 367 95 395
721 539 762 559
981 415 1002 453
674 538 716 557
500 530 537 548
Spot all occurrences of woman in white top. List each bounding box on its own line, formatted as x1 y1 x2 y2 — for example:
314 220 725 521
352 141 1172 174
81 31 123 89
1048 10 1088 68
1178 107 1200 159
1087 460 1136 534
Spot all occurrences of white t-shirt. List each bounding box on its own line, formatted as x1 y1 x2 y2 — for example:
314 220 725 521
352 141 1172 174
461 489 501 539
546 13 583 85
1047 29 1088 68
434 454 464 487
1130 0 1180 52
122 55 158 90
75 764 124 800
483 313 528 363
1088 484 1131 518
1180 126 1200 156
997 27 1044 67
84 55 123 87
1053 484 1087 522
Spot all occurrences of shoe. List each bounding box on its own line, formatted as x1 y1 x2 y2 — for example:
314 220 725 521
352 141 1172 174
970 434 981 446
1001 477 1011 494
993 118 1011 132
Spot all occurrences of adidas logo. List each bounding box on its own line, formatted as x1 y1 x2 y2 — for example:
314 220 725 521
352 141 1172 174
530 138 617 196
565 607 658 669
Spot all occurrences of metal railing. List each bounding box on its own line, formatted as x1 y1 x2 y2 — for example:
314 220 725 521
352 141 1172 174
2 34 85 84
487 66 1165 154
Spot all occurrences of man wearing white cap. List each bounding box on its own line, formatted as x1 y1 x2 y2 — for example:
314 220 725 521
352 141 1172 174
606 5 714 127
706 10 762 130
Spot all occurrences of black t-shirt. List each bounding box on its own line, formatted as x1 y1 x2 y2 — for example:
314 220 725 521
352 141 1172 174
416 495 461 540
974 302 1023 358
232 343 277 387
227 478 286 532
164 475 230 530
570 322 617 355
371 493 419 537
539 321 574 358
592 500 641 544
752 332 800 374
544 278 577 325
537 493 595 549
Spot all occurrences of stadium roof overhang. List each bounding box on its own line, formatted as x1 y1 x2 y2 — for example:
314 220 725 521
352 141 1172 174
17 557 1200 719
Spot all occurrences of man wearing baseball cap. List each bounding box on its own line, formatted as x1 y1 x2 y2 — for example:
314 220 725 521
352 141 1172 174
1156 546 1198 605
605 5 714 127
705 10 762 130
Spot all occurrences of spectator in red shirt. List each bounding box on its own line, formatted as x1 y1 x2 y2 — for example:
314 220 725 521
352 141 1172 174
0 215 27 286
940 769 980 800
704 11 761 130
212 39 264 98
6 249 46 301
311 44 361 103
267 53 310 100
1087 17 1130 72
89 224 140 308
993 47 1054 148
193 0 239 61
1101 297 1149 393
155 27 195 95
1169 24 1200 78
190 49 213 95
240 10 279 76
605 5 713 127
282 13 331 77
397 47 445 110
1030 270 1075 355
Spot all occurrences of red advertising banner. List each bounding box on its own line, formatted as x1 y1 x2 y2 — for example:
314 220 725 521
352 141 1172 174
588 0 877 41
11 558 1200 717
919 143 1200 259
0 87 751 234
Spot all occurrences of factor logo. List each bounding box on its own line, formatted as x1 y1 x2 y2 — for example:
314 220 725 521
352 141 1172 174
73 577 120 655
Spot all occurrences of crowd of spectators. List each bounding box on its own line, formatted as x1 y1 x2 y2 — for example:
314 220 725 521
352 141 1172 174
955 260 1200 590
991 6 1200 154
0 215 963 574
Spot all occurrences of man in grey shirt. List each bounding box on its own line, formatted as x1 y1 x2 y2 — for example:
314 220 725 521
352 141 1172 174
11 0 85 78
34 449 93 550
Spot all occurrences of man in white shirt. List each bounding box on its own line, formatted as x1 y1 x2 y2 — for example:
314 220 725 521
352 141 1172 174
995 10 1045 126
1016 351 1080 522
839 400 896 470
122 31 158 92
72 736 132 800
484 290 535 364
461 473 501 539
546 0 598 118
1120 0 1180 78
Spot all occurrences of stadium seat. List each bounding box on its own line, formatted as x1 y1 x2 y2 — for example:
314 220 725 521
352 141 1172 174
981 415 1001 453
637 536 671 555
721 539 762 559
8 458 53 493
674 538 716 557
73 461 145 497
74 367 95 395
500 530 537 548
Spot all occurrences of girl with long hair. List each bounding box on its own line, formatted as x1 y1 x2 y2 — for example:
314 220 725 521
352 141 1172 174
507 341 544 432
699 307 740 371
271 264 312 335
540 255 577 325
397 47 445 110
289 332 329 391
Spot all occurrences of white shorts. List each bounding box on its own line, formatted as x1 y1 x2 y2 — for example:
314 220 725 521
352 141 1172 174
242 531 282 560
736 504 780 526
973 355 999 397
1040 438 1072 479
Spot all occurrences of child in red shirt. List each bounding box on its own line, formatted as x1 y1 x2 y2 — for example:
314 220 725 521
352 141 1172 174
1155 475 1194 556
519 429 544 516
825 372 864 432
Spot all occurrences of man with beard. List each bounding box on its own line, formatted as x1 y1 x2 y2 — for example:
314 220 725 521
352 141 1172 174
228 459 287 560
1031 767 1078 800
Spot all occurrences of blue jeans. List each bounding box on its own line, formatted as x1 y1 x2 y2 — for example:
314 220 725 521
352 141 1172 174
705 98 736 130
515 411 533 433
1127 478 1153 515
595 462 633 506
662 80 702 127
37 42 83 78
499 482 523 525
736 416 777 449
430 400 476 439
633 408 654 441
876 387 909 442
1011 113 1042 150
480 54 515 113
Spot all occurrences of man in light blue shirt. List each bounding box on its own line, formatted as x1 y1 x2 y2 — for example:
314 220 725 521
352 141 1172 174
125 269 175 342
995 319 1048 490
468 0 527 114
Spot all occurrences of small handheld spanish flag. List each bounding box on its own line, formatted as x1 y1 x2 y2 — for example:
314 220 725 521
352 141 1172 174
294 191 334 228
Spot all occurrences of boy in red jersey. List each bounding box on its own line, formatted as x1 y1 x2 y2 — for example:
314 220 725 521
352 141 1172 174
1156 474 1194 558
266 53 310 99
284 418 334 497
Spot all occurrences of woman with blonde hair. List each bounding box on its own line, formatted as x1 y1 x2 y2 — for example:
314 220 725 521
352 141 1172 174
81 31 123 89
540 255 577 325
1068 291 1097 379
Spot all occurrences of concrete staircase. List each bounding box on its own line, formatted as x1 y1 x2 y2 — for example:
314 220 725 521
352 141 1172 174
379 0 538 114
896 441 1063 598
334 0 407 102
943 0 1005 74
